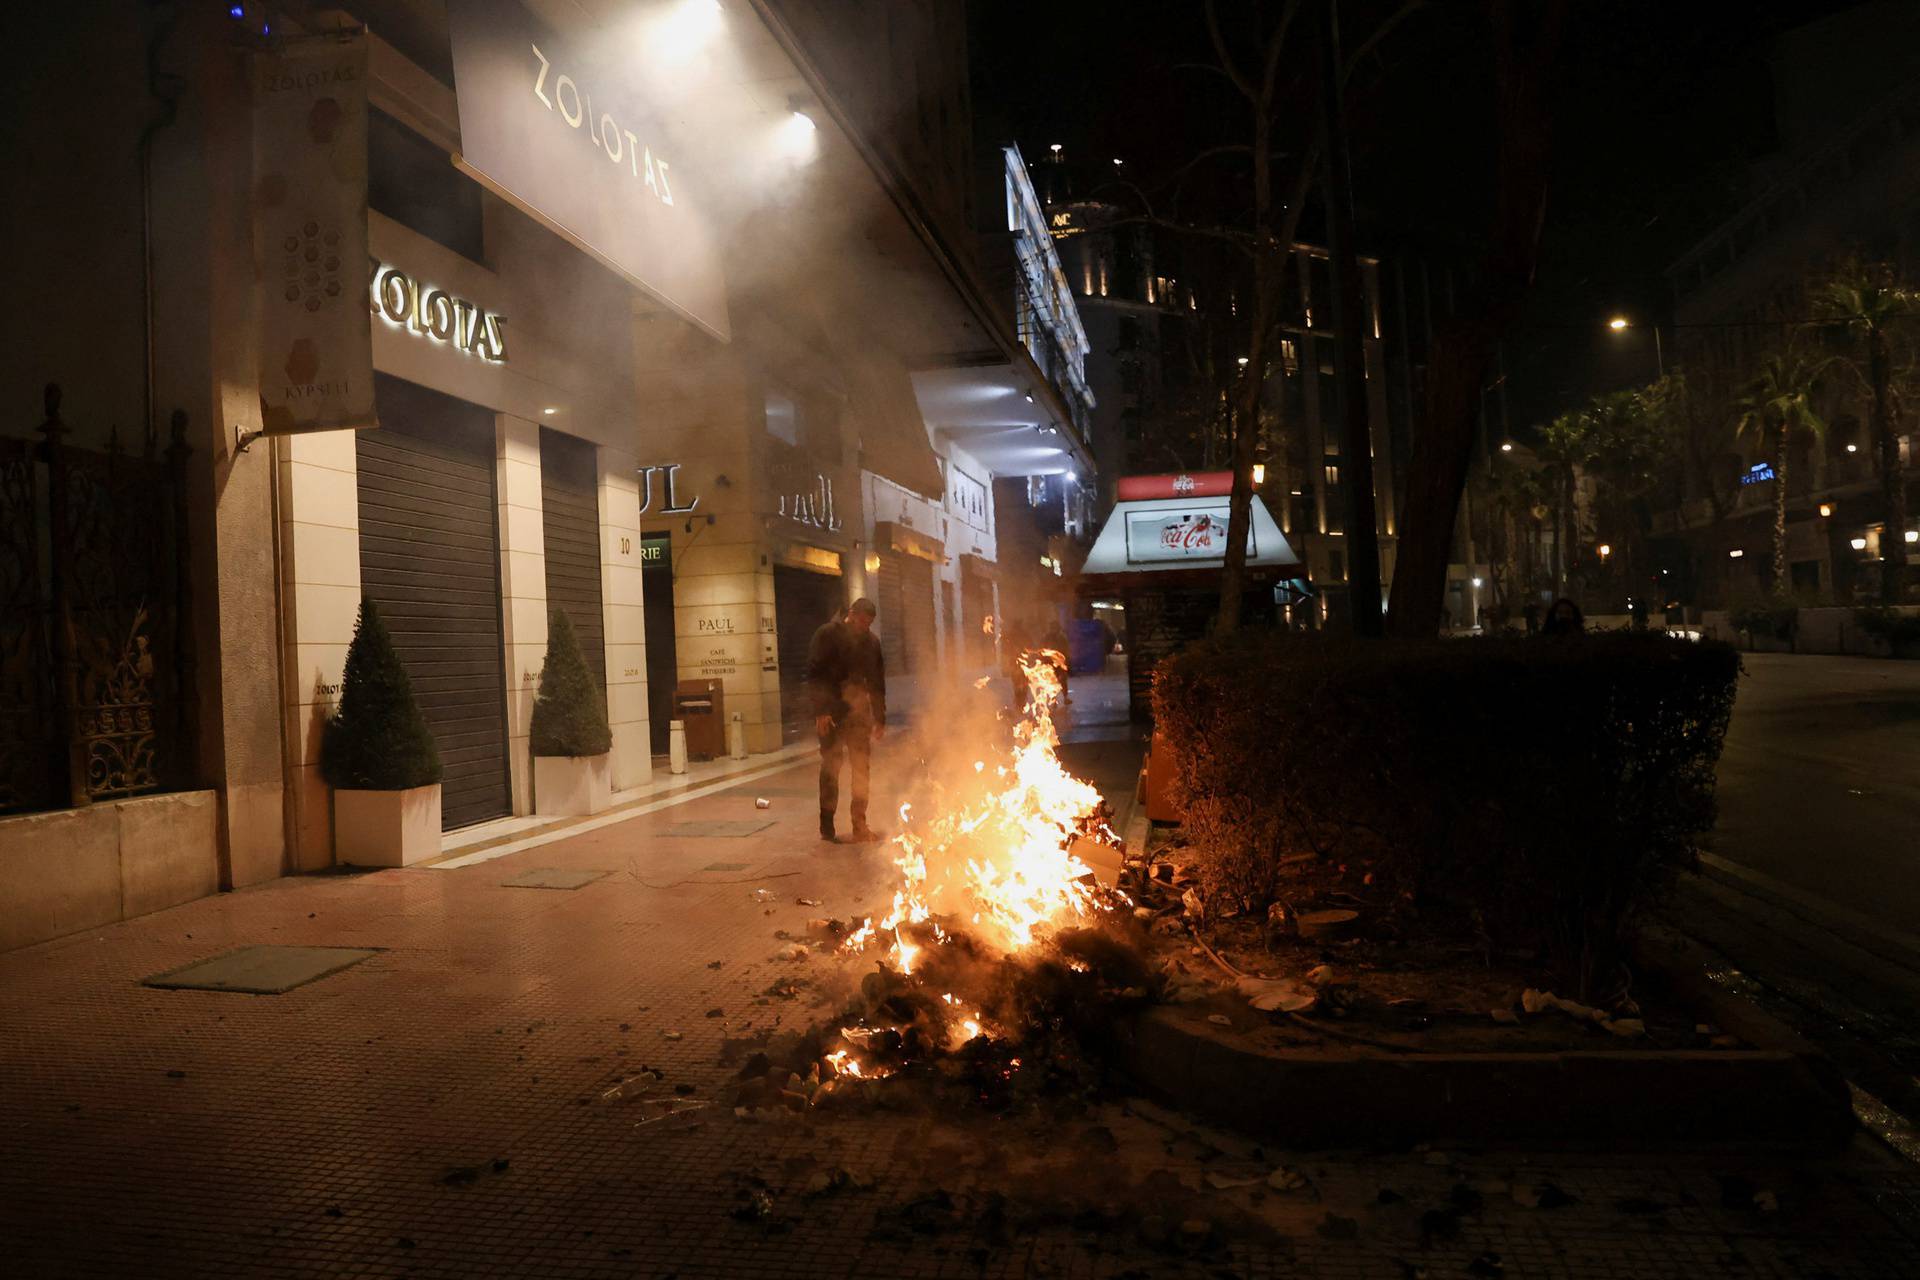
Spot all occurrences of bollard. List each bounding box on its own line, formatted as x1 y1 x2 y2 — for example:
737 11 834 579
668 719 688 775
728 711 747 760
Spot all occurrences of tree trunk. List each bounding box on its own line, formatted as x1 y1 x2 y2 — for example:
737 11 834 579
1772 427 1790 594
1317 0 1383 636
1385 1 1565 637
1872 327 1908 602
1215 110 1272 635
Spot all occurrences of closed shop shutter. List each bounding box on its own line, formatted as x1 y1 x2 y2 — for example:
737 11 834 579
899 554 937 678
773 564 842 740
538 429 605 692
961 565 995 666
875 554 906 675
357 375 510 831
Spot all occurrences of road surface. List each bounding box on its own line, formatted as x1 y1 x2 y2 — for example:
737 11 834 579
1709 652 1920 931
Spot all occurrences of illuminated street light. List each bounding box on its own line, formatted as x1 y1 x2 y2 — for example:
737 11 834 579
1907 529 1919 544
1598 543 1612 559
1851 537 1869 551
1847 443 1859 453
1251 463 1266 485
1818 502 1833 517
1608 316 1629 331
1728 548 1745 559
1471 576 1484 588
1500 441 1514 453
1237 356 1250 367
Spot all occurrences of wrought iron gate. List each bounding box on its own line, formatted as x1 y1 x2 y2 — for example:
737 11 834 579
0 385 194 815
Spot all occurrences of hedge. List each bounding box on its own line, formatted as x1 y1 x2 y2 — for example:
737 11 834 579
1153 631 1741 997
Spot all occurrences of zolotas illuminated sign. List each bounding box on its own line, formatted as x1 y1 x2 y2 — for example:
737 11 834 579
368 261 508 363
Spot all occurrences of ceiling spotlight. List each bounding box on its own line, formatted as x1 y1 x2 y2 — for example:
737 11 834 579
542 407 558 416
1024 393 1034 403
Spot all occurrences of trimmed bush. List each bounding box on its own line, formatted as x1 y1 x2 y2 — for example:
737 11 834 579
321 596 442 791
1153 632 1741 997
530 610 612 758
1731 603 1798 643
1854 605 1920 651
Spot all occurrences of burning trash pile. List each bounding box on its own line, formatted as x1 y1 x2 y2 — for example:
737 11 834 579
724 653 1157 1114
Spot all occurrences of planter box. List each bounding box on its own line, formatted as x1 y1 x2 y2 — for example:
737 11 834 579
334 784 442 867
534 752 613 817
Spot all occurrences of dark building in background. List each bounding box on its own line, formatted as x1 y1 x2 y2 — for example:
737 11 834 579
1658 1 1920 607
1026 150 1497 630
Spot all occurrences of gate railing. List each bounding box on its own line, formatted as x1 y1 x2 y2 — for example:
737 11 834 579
0 385 194 815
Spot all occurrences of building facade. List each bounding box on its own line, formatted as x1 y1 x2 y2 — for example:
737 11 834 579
0 0 1095 950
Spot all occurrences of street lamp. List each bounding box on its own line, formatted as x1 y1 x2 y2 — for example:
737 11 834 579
1818 502 1833 518
1499 441 1514 453
1851 537 1869 551
1606 315 1664 377
1251 463 1266 486
1598 543 1612 560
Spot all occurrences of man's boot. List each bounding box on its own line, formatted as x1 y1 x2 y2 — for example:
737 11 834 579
819 814 837 843
849 813 878 844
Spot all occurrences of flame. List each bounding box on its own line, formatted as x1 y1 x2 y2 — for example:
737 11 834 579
983 615 996 635
846 650 1110 965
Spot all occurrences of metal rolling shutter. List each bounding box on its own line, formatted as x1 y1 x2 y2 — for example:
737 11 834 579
538 429 605 692
899 553 937 677
773 565 842 740
357 376 510 831
875 555 906 675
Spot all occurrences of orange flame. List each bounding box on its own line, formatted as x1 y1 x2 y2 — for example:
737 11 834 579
847 649 1108 967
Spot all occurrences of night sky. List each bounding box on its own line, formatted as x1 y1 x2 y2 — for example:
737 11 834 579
971 0 1872 432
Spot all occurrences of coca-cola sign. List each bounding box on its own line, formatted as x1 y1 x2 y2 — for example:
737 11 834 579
1124 505 1255 564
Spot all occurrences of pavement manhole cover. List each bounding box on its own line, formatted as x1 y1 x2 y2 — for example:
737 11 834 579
500 868 609 890
700 862 750 872
665 820 775 838
143 945 380 995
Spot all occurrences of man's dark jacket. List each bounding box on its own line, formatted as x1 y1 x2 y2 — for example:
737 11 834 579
805 620 886 724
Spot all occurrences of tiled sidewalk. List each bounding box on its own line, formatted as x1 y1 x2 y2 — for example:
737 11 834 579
1 744 1917 1278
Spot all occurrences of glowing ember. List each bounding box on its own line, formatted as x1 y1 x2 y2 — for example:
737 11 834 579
846 649 1112 967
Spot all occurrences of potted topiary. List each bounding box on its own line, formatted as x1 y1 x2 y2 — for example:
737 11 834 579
322 596 443 865
531 609 613 815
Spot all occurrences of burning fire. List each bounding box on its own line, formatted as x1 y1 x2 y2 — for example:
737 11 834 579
845 649 1110 970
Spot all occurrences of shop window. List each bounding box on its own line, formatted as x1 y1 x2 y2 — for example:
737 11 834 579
369 109 483 261
765 390 800 446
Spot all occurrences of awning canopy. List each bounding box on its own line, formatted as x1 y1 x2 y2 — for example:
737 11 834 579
911 365 1088 479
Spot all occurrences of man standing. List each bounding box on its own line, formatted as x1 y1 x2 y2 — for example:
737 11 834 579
806 598 886 843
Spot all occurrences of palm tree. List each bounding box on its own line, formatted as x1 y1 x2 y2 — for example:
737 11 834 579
1819 260 1913 601
1535 410 1592 591
1734 344 1828 592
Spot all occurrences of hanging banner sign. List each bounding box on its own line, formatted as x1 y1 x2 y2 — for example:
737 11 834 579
446 0 731 341
252 33 376 435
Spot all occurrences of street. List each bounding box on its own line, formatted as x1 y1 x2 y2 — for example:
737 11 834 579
0 706 1914 1277
1679 653 1920 1151
1710 653 1920 932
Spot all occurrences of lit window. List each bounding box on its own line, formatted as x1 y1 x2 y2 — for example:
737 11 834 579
1325 465 1340 486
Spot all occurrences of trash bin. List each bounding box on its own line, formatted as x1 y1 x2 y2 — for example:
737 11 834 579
672 679 727 759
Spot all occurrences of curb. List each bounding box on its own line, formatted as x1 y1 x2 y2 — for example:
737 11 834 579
1122 1003 1855 1151
1121 827 1855 1152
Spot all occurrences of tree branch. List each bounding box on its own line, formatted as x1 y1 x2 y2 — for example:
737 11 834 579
1205 0 1258 101
1341 0 1426 85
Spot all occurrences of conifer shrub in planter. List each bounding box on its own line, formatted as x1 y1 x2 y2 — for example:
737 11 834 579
1153 631 1741 999
530 610 614 816
322 596 443 866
